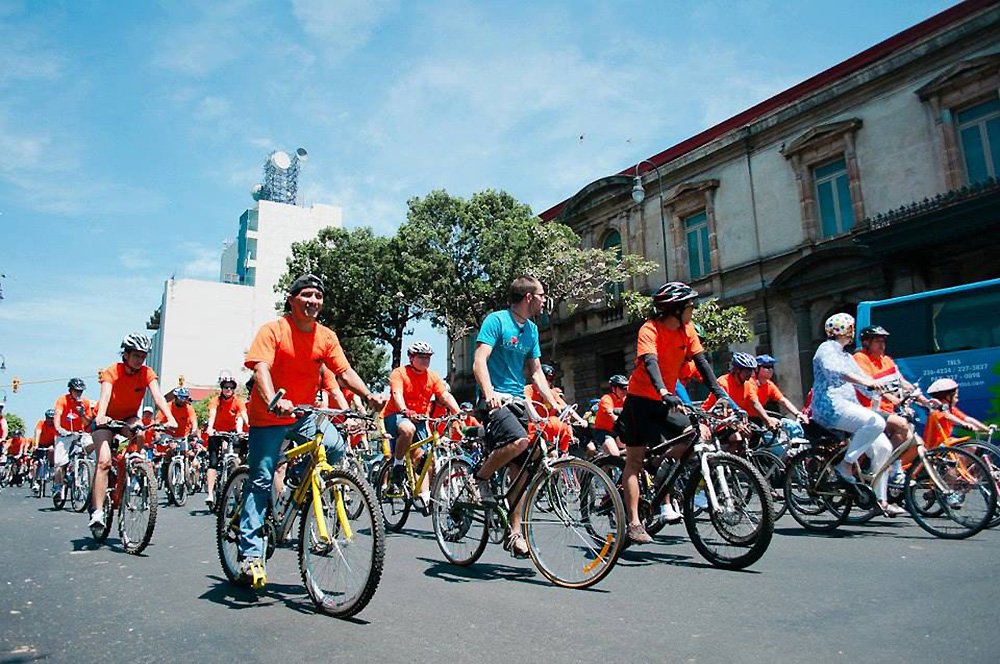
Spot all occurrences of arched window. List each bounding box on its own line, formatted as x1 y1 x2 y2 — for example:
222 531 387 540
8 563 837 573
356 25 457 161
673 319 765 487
602 230 623 302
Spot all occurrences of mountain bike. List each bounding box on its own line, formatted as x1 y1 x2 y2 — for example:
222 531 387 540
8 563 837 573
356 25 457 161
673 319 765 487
164 435 193 506
216 391 384 618
784 392 997 539
209 432 247 515
52 433 93 512
90 420 160 554
376 413 465 531
31 449 51 498
595 402 774 570
947 425 999 529
431 401 626 589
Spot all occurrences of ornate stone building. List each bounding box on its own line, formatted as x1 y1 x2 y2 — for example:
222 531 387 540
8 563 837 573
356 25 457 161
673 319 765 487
451 0 1000 405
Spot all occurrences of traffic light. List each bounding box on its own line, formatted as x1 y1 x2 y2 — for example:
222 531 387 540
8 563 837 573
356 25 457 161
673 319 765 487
11 376 21 393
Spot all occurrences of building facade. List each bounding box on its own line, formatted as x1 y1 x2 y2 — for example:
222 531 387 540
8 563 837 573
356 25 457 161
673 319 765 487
520 0 1000 406
148 200 342 398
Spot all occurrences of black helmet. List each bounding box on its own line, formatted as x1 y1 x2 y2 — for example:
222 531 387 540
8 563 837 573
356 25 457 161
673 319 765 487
609 374 629 387
860 325 890 340
68 377 86 392
652 282 698 314
541 364 556 377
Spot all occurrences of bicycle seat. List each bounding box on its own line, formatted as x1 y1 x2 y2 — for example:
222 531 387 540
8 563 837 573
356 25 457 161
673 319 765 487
802 421 848 446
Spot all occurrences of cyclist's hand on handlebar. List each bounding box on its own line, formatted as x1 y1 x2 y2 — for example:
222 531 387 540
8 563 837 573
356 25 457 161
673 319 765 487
486 392 506 411
165 416 179 429
95 414 111 427
660 392 684 409
273 398 295 417
365 393 387 411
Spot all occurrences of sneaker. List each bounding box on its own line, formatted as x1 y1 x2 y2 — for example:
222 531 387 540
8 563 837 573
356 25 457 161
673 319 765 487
946 493 965 509
205 495 215 510
391 463 406 487
880 503 907 518
888 472 906 487
52 483 62 496
626 523 653 545
239 557 267 589
505 532 530 558
475 476 496 505
88 510 105 530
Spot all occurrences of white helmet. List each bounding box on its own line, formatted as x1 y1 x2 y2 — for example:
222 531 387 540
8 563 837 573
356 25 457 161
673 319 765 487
927 378 958 395
824 313 855 338
121 333 152 354
407 341 433 355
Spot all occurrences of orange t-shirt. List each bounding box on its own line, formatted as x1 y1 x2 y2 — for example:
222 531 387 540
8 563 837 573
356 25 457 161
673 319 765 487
209 394 246 433
678 360 701 387
156 401 197 437
627 320 704 401
6 435 25 456
35 419 58 447
141 417 157 447
54 394 92 432
383 365 447 418
852 351 899 413
244 317 351 427
524 384 557 418
101 363 157 421
703 373 761 412
923 406 968 449
594 392 624 431
755 379 785 406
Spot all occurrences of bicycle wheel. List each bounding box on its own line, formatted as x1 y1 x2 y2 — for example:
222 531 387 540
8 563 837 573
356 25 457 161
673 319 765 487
217 467 249 584
750 449 787 520
374 461 410 532
298 468 385 618
683 453 773 570
956 441 1000 529
784 449 851 532
119 461 157 554
92 489 114 543
72 459 93 513
168 459 187 506
430 457 488 566
52 471 67 510
905 446 997 539
523 458 626 588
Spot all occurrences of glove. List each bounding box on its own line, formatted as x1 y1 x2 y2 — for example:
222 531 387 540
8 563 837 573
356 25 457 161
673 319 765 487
660 393 683 409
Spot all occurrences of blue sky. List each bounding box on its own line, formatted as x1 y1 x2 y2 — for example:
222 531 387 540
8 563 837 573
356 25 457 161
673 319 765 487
0 0 958 425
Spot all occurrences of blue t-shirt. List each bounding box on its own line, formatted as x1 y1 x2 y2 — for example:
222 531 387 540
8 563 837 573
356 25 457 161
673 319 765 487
476 310 541 397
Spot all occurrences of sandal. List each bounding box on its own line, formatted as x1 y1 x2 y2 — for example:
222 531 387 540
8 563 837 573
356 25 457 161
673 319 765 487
504 532 530 558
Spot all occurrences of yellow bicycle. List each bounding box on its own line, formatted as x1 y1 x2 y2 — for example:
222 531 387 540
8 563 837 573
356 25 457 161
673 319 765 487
216 390 385 617
375 413 465 531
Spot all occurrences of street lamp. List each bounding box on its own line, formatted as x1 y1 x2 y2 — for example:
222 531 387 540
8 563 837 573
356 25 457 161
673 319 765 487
631 160 670 282
0 353 5 371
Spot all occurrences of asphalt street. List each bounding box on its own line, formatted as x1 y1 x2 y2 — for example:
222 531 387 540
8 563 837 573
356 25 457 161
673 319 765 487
1 483 998 664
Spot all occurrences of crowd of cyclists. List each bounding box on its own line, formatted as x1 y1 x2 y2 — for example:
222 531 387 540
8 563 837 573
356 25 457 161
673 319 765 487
1 272 996 614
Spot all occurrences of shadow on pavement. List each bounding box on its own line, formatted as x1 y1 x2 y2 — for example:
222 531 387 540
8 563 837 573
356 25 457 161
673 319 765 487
774 523 930 540
389 527 436 542
416 556 550 586
617 547 728 571
199 575 370 621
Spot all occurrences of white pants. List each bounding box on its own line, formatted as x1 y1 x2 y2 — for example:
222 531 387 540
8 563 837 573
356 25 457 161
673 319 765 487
55 433 92 468
834 402 893 501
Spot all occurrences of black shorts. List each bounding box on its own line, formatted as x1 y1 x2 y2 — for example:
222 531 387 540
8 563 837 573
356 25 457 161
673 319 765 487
207 436 224 470
615 395 691 448
482 401 530 454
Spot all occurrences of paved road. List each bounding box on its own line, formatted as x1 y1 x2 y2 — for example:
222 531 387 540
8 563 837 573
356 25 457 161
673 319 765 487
1 483 997 664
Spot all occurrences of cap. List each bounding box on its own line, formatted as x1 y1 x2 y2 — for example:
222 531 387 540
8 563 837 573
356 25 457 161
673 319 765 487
289 273 325 296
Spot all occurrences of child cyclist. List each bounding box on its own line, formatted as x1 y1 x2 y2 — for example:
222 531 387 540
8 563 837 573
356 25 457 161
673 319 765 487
90 334 176 534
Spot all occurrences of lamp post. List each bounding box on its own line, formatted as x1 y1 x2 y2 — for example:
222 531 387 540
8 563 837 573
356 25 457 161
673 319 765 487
630 160 670 282
0 353 6 371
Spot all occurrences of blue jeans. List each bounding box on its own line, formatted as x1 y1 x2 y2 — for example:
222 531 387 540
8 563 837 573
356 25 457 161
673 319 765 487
238 414 345 559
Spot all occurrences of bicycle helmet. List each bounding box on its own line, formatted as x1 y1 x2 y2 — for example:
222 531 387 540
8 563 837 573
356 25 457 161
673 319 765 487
45 409 55 418
824 313 855 338
652 282 698 313
731 352 758 370
927 378 959 395
541 364 556 378
460 401 473 411
121 333 152 354
755 354 776 367
609 374 629 387
218 371 237 388
860 325 890 340
68 377 86 392
174 387 191 402
407 340 434 356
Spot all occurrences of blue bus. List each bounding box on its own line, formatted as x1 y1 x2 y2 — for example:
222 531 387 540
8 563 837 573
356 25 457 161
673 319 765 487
855 278 1000 425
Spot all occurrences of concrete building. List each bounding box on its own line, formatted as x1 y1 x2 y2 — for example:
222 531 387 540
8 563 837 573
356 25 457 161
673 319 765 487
148 200 342 398
452 0 1000 405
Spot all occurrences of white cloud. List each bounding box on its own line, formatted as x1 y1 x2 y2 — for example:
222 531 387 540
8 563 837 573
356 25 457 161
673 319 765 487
119 252 154 270
290 0 398 59
150 0 263 77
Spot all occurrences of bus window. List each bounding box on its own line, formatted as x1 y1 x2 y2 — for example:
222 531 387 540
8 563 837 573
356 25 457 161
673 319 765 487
932 285 1000 353
869 300 932 357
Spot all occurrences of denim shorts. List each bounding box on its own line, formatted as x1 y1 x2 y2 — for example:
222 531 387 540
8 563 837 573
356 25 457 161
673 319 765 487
383 413 429 454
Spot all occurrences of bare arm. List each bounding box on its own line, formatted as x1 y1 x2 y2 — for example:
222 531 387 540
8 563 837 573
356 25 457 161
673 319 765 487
207 406 217 435
95 382 113 425
473 343 502 409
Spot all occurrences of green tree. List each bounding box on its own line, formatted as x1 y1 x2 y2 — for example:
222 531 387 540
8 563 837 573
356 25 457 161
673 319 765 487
623 294 752 352
341 336 390 391
4 412 26 434
280 226 426 369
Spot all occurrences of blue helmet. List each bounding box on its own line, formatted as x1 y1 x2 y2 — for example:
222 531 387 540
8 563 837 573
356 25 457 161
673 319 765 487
755 354 776 367
731 352 758 370
174 387 191 402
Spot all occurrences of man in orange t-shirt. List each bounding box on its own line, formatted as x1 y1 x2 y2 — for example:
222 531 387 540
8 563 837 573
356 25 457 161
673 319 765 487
89 333 175 533
384 341 459 493
52 378 94 494
703 354 778 428
588 374 628 457
204 372 248 508
618 282 729 544
31 410 58 491
236 274 385 585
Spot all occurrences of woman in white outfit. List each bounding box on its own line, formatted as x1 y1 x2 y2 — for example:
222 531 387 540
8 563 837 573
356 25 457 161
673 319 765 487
810 313 906 517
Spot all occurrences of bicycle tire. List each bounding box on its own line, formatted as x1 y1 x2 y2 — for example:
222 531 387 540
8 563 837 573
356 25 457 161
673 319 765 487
374 461 410 532
217 467 250 584
784 449 851 532
298 467 385 618
168 458 187 506
431 457 489 566
119 461 157 555
683 453 774 570
72 459 93 513
956 441 1000 529
52 473 67 510
523 457 626 588
905 446 997 540
750 449 787 520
